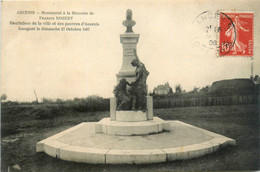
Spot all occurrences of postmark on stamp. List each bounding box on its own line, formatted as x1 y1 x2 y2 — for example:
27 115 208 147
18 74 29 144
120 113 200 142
191 11 254 57
191 11 220 54
219 12 254 57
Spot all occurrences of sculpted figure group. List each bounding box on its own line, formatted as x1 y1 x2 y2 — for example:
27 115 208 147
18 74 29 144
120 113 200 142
113 49 149 111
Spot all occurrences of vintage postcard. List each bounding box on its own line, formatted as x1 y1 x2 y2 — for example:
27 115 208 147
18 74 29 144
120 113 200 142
1 0 259 171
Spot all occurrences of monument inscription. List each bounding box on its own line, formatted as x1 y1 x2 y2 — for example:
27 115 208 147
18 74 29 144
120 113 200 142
124 49 135 56
123 44 136 56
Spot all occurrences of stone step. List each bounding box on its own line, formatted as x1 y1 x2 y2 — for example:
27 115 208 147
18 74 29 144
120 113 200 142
95 117 170 136
36 121 236 164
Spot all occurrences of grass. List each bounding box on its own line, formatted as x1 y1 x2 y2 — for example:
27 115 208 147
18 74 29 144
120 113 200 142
1 104 259 171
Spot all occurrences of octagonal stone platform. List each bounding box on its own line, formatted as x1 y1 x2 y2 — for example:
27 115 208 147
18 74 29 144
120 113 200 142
36 120 236 164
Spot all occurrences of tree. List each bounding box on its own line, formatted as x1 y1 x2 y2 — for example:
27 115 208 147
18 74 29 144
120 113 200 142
200 85 210 93
56 98 63 103
192 87 200 93
1 93 7 101
175 84 182 94
168 88 173 95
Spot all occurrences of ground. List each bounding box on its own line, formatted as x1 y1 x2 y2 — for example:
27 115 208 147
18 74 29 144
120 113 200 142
1 104 259 171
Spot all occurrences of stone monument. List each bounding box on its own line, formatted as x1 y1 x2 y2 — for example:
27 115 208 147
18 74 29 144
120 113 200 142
95 9 170 133
36 9 236 164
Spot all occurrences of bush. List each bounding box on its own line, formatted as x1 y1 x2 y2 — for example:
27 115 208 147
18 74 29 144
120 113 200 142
2 101 20 106
41 98 55 104
70 95 109 112
1 95 110 113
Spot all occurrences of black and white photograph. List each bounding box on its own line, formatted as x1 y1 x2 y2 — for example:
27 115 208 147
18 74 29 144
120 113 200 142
1 0 259 171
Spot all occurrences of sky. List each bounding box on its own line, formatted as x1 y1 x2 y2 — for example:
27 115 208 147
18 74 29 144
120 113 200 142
1 0 260 102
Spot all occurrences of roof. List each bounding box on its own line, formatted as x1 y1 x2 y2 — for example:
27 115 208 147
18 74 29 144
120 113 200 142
154 83 171 91
209 78 256 95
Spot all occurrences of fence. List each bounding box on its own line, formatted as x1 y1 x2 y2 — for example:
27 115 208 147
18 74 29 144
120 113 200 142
153 95 259 109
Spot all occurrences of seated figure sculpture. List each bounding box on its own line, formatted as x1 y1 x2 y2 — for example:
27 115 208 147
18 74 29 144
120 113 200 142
113 78 131 110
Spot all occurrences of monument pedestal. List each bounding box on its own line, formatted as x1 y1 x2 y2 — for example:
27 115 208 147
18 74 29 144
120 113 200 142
110 96 153 121
95 117 170 136
117 33 140 83
116 111 147 122
95 95 170 136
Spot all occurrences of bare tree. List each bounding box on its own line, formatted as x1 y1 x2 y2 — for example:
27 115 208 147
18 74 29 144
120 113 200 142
34 90 39 103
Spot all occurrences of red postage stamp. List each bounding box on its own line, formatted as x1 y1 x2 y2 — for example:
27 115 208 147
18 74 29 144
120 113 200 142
219 12 254 57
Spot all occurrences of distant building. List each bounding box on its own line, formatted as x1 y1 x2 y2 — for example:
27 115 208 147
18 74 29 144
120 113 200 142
209 78 256 96
153 82 172 95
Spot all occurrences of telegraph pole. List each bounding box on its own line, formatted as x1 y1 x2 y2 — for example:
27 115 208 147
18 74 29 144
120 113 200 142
250 57 254 80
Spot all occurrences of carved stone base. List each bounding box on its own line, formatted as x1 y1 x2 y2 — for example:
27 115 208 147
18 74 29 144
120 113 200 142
116 111 147 122
110 96 153 121
95 117 170 136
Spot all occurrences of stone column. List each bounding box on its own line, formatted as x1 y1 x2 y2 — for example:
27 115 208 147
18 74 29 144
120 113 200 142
147 96 153 120
110 97 116 121
116 33 140 83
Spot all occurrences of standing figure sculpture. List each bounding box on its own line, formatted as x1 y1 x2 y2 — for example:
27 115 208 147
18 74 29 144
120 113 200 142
129 49 149 111
123 9 136 33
